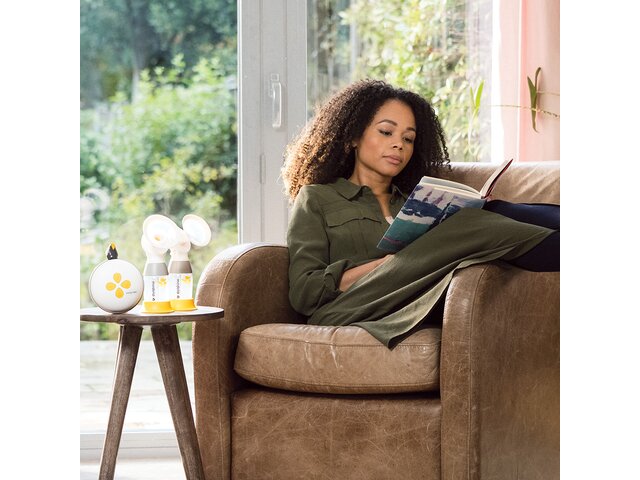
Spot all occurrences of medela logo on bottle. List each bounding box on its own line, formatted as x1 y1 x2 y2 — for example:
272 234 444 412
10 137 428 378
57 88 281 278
105 272 132 299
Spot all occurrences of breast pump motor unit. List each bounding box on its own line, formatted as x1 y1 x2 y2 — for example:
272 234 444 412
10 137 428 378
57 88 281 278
141 214 212 313
89 243 143 313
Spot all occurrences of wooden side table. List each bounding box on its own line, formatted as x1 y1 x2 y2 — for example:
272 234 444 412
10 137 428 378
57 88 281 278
81 305 224 480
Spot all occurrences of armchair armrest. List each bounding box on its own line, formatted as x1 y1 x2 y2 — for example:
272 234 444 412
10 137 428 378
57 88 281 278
440 262 559 480
192 243 304 480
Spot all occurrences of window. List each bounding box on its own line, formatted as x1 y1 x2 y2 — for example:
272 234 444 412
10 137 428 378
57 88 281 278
80 0 238 451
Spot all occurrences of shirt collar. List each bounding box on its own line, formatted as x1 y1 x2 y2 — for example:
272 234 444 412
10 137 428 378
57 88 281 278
330 177 407 201
391 183 407 201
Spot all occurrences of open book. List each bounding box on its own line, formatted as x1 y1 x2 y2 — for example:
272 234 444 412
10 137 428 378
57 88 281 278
377 158 513 253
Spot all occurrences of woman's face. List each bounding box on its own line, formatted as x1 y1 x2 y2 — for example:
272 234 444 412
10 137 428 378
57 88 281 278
352 99 416 181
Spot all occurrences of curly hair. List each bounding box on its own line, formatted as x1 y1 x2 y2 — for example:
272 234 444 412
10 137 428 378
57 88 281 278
281 79 450 200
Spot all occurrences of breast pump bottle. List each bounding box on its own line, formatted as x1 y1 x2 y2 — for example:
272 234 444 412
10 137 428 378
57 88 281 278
140 214 177 313
167 214 211 311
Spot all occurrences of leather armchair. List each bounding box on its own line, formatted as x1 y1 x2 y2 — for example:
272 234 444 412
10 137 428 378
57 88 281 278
193 162 560 480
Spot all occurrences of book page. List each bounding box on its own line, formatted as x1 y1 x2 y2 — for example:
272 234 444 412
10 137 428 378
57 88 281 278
423 184 481 199
419 176 480 196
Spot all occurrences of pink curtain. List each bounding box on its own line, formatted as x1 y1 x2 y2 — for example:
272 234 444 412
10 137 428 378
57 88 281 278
492 0 560 162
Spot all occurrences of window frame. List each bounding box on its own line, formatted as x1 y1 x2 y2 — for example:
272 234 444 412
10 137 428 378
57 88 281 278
237 0 308 244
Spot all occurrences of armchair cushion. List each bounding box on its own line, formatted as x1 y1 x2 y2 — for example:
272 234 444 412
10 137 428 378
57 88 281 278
234 323 441 394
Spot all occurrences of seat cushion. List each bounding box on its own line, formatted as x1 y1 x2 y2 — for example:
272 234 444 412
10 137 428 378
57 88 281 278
234 323 441 394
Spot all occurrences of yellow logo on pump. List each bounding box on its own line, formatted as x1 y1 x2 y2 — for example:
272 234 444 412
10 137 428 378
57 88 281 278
105 272 132 299
183 275 192 284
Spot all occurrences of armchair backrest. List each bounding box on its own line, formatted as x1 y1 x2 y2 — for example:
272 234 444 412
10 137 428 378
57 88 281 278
441 161 560 204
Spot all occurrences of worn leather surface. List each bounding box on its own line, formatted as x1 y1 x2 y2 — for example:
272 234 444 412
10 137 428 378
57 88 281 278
441 263 560 480
234 323 441 394
193 244 305 480
231 388 442 480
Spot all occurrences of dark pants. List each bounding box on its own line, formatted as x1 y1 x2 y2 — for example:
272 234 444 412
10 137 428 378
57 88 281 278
483 200 560 272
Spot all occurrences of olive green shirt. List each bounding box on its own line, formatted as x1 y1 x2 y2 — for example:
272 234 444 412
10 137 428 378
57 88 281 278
287 177 407 316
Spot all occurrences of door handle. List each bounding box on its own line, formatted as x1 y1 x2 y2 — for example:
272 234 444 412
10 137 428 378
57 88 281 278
269 74 282 130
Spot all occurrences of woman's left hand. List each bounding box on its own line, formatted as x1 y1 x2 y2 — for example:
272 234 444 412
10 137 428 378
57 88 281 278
338 255 393 292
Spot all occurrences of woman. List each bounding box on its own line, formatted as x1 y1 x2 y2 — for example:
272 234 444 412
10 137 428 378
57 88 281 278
282 79 559 347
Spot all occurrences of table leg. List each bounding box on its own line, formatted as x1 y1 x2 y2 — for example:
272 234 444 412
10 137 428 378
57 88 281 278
151 324 205 480
99 325 143 480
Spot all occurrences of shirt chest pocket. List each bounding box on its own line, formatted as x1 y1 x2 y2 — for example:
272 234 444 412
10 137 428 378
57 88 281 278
324 209 383 260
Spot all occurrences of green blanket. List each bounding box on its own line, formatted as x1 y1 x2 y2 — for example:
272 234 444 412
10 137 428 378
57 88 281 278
308 208 554 347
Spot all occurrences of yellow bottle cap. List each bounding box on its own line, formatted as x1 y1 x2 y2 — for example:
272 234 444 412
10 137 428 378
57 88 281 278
141 301 175 314
170 299 197 311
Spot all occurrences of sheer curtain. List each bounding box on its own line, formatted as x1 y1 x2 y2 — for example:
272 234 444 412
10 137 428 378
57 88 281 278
492 0 560 163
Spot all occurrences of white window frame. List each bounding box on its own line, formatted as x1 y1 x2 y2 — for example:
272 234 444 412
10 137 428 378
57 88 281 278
238 0 307 244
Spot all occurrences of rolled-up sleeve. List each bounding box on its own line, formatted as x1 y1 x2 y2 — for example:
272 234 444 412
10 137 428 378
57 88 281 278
287 187 356 316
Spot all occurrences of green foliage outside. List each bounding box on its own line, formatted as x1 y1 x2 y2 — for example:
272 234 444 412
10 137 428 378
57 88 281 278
80 0 238 341
80 0 237 108
80 55 238 341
